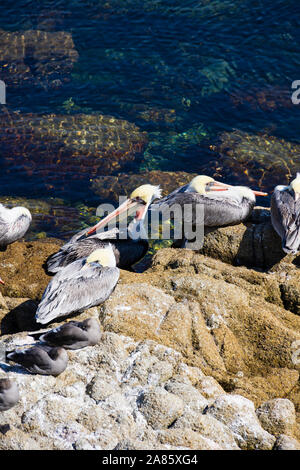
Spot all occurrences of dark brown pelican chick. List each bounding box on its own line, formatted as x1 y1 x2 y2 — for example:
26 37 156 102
6 345 68 377
40 318 102 350
271 173 300 254
36 245 119 324
0 378 19 411
46 184 161 273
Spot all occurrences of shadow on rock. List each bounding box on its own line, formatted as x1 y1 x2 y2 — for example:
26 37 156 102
1 300 39 335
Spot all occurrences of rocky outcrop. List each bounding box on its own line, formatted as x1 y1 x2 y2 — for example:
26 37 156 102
0 330 297 450
0 237 299 449
199 207 299 270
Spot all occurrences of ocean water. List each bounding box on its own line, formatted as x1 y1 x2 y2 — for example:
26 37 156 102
0 0 299 239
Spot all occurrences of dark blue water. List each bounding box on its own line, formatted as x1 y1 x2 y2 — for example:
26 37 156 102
0 0 299 238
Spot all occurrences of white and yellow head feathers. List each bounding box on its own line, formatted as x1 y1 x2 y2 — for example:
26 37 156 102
187 175 215 195
130 184 162 205
290 173 300 196
86 245 116 268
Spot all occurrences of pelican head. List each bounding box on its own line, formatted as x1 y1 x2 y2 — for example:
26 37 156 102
290 173 300 200
86 245 116 268
86 184 161 236
188 175 268 198
187 175 231 194
12 206 32 220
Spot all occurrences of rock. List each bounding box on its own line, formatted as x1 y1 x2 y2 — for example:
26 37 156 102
86 374 121 402
165 381 208 413
2 330 234 450
195 376 225 403
0 240 61 300
256 399 297 437
0 111 147 183
274 434 300 450
0 29 78 88
156 429 223 450
173 411 240 450
205 394 276 450
0 292 8 311
138 388 184 429
101 283 176 340
201 216 296 270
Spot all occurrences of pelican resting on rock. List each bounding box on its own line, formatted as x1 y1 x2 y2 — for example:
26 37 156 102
0 204 32 249
36 245 119 324
0 203 32 286
6 345 68 377
39 318 102 350
0 378 19 411
271 173 300 254
151 175 267 227
46 184 161 274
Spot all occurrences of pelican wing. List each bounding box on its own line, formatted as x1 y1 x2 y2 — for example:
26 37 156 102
150 184 189 208
0 206 10 244
151 192 248 226
36 259 120 324
271 189 300 253
7 346 52 370
47 228 120 273
41 323 88 346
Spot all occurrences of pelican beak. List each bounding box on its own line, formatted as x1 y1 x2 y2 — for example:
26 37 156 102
252 190 268 196
86 198 141 236
0 278 4 285
208 181 232 192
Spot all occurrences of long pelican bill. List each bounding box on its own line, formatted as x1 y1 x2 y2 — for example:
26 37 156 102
208 181 232 191
86 198 142 236
0 277 4 285
252 190 268 196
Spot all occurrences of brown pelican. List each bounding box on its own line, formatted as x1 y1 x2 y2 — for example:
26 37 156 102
0 204 32 249
0 378 19 412
271 173 300 254
151 175 267 227
46 184 161 273
36 245 119 324
6 345 68 376
39 318 102 350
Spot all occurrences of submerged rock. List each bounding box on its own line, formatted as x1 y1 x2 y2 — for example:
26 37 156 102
214 130 300 190
91 170 197 202
0 111 147 182
0 29 78 89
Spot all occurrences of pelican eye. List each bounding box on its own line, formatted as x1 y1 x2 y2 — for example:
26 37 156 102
131 196 146 205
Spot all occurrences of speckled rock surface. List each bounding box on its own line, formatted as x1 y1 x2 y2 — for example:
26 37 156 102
205 394 276 450
0 332 243 450
256 399 296 437
0 237 300 450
